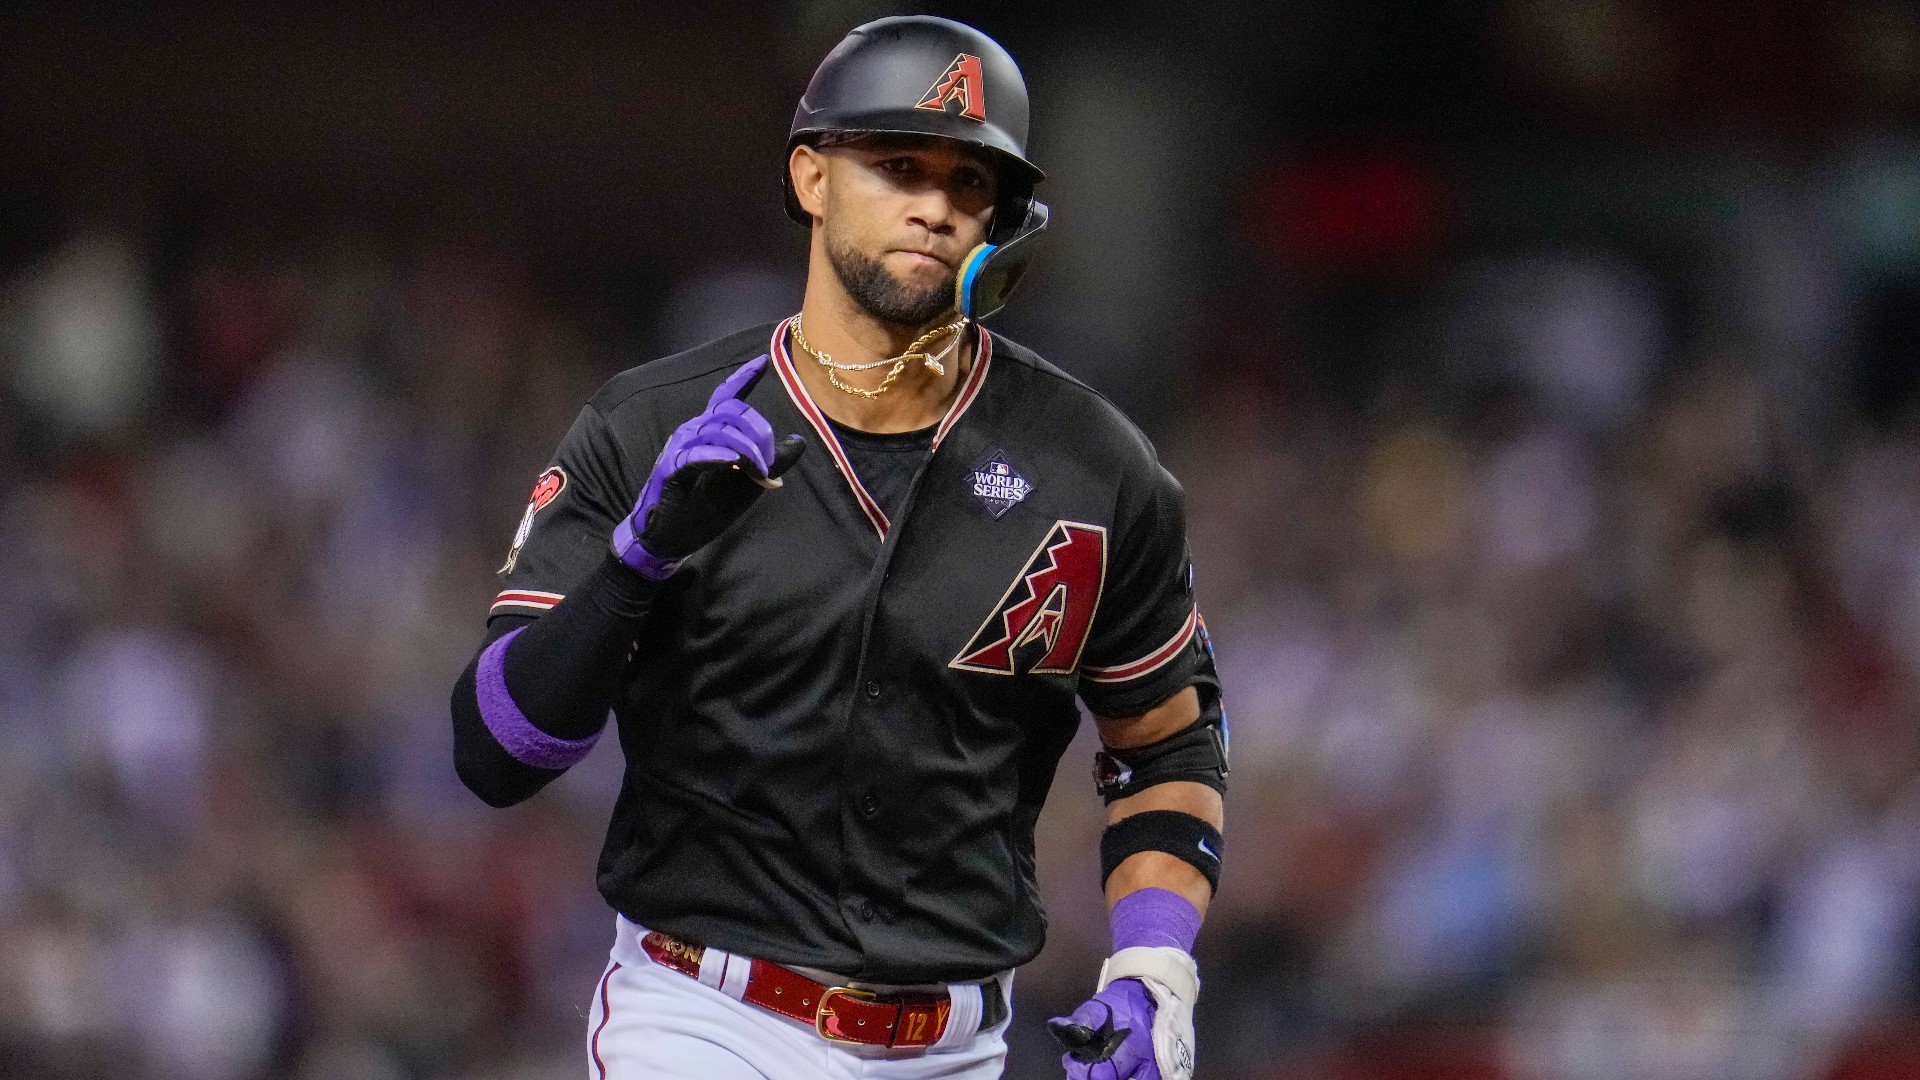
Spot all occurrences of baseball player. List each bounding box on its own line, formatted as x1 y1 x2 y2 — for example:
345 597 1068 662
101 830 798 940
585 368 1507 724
450 16 1227 1080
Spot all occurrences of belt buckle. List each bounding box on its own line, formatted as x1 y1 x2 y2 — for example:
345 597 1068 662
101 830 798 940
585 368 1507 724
814 985 881 1043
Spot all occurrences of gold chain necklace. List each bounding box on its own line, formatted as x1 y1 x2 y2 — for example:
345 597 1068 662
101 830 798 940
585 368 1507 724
792 315 967 399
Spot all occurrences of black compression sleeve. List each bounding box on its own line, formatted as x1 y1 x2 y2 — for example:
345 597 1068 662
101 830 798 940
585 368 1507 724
498 554 657 738
449 554 657 807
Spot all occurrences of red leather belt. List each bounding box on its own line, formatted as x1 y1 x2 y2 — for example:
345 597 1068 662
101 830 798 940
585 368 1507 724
641 930 994 1049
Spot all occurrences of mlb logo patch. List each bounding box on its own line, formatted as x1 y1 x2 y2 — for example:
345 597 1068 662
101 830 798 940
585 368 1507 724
969 451 1031 519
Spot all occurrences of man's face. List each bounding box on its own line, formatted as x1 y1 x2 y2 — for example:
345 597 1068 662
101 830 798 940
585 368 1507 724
814 135 999 328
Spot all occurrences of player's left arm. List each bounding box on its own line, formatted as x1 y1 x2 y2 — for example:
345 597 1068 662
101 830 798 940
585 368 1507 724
1055 457 1224 1080
1096 687 1221 913
1050 685 1224 1080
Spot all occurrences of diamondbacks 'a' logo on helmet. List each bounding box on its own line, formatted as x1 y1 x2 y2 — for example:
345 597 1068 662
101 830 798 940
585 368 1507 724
916 53 987 122
951 521 1107 676
500 466 566 574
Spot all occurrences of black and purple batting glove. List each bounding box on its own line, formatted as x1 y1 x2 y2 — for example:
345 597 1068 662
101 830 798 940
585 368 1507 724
612 355 805 579
1049 888 1203 1080
1050 979 1159 1080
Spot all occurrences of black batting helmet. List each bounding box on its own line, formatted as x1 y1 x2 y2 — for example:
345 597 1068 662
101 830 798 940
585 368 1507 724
783 15 1045 238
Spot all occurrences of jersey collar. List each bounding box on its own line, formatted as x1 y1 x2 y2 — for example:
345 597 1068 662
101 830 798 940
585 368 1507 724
768 315 994 540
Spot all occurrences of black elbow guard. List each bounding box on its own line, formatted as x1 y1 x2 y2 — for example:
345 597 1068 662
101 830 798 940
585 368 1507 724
1092 687 1229 803
1100 810 1224 894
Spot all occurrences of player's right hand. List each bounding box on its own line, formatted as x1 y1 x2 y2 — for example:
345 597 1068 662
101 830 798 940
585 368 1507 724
611 355 806 580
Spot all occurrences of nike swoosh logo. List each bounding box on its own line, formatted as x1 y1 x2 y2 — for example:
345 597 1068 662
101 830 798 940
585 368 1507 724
1197 838 1218 861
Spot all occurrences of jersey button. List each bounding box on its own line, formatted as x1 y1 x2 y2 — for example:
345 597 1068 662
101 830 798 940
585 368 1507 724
865 680 882 699
859 792 879 817
856 899 876 923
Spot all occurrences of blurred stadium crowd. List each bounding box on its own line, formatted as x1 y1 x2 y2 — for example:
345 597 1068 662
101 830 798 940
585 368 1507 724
2 4 1920 1080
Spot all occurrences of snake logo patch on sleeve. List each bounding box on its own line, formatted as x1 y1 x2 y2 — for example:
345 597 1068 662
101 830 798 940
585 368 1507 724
950 520 1107 676
499 466 567 574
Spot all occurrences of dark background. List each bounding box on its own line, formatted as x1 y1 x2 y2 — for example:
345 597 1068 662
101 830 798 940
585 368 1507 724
2 2 1919 1078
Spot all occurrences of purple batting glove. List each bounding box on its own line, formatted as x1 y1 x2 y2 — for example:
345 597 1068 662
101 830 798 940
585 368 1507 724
1049 889 1202 1079
1051 978 1159 1080
612 355 805 579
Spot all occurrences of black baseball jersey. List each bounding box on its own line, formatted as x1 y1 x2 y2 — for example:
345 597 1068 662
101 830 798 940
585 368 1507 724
492 317 1217 984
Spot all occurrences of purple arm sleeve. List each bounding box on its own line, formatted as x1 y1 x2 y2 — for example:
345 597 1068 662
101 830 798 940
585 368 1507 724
1110 887 1202 952
475 627 605 770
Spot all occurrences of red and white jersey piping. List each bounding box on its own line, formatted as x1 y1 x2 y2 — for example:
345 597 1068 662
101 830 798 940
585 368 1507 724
767 316 994 540
491 589 564 615
1082 604 1199 684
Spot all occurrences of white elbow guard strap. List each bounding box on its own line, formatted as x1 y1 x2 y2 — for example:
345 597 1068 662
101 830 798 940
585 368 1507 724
1098 946 1199 1080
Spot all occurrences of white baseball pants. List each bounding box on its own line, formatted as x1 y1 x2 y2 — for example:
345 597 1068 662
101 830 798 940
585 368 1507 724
586 916 1012 1080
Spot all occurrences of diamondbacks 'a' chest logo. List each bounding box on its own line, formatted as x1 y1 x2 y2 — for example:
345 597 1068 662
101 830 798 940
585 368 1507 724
951 521 1107 676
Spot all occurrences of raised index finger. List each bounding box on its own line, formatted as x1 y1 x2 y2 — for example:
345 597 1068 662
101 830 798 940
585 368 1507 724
708 354 771 409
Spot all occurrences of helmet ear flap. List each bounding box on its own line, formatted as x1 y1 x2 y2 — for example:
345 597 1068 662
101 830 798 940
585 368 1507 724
988 179 1035 246
957 199 1049 321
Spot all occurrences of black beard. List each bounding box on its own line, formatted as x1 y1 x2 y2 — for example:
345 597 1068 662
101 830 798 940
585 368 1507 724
826 236 955 329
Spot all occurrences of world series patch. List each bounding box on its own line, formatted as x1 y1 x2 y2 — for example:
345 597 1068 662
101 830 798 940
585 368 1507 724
969 451 1031 518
